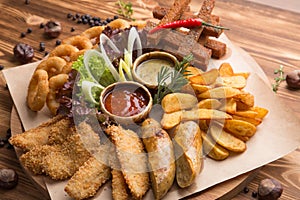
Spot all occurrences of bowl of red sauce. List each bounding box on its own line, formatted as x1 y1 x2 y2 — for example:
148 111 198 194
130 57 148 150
99 81 153 125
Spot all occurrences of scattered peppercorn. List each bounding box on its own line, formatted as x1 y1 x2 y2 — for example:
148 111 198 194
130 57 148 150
252 191 258 198
114 15 119 20
44 51 49 57
39 42 45 51
55 39 61 46
25 0 30 5
40 23 45 29
13 43 34 64
27 28 32 33
0 65 4 70
20 32 26 38
0 140 5 148
243 187 250 194
67 13 73 19
70 27 75 32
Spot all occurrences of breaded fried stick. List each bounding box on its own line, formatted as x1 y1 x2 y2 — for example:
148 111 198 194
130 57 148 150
109 146 130 200
106 125 149 199
9 115 66 151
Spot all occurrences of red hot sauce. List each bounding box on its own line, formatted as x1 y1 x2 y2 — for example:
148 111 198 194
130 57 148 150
103 84 149 117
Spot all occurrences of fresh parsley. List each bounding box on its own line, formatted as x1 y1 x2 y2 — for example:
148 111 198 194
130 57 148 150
272 65 285 92
153 54 193 104
116 0 135 21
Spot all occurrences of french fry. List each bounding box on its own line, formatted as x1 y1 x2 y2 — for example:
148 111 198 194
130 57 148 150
182 109 232 121
161 93 198 113
218 76 247 89
234 92 254 107
218 62 234 77
191 84 211 94
250 106 269 119
189 68 219 85
219 98 237 114
197 86 241 99
209 123 247 153
234 110 258 118
196 99 222 109
161 111 183 129
224 119 257 137
232 115 262 126
201 132 229 161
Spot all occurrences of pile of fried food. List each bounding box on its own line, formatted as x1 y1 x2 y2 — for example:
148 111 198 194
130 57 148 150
11 0 270 200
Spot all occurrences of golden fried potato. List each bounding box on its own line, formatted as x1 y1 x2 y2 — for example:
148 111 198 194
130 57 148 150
234 92 254 107
234 110 258 118
173 121 202 188
232 115 262 126
184 66 203 78
196 99 222 109
197 86 241 99
218 62 234 77
191 84 211 94
250 106 269 119
161 110 183 130
224 119 257 137
201 132 229 161
219 98 237 114
182 109 232 121
209 124 246 153
234 72 250 79
141 118 175 200
161 93 198 113
189 68 219 85
218 76 247 89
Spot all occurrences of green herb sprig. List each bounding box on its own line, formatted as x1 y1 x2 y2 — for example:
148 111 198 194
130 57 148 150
153 54 193 104
272 65 285 92
116 0 135 21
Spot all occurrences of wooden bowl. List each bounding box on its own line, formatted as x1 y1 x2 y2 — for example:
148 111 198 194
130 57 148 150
99 81 153 125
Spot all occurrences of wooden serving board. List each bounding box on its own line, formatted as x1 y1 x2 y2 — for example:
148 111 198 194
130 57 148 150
10 45 265 199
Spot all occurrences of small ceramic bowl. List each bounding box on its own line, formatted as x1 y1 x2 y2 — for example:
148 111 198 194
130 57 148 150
132 51 178 89
99 81 153 125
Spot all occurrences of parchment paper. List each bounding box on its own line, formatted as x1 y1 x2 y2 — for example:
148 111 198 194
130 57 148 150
3 34 300 200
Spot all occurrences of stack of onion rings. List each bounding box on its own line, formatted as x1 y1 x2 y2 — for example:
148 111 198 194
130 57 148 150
26 18 146 115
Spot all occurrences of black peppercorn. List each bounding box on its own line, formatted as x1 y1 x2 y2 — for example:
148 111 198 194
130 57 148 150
25 0 30 5
39 42 45 51
27 28 32 33
55 39 61 46
40 23 45 29
252 191 258 198
0 65 4 70
44 51 49 57
243 187 249 194
20 32 26 38
70 27 75 32
0 140 5 148
67 13 73 18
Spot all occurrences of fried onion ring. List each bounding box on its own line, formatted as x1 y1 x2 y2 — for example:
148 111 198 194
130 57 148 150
36 56 67 78
46 74 69 115
27 69 49 111
49 44 79 62
81 26 105 45
62 35 93 50
107 18 131 29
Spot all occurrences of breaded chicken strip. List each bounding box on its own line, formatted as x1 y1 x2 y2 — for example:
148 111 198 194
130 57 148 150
19 122 100 180
106 125 149 199
9 115 66 151
47 117 73 145
109 146 130 200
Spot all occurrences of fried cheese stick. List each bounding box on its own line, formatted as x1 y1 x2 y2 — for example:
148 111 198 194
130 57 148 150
106 125 149 199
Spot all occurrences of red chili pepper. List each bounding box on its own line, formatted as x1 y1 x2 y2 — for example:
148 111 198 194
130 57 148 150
149 18 229 34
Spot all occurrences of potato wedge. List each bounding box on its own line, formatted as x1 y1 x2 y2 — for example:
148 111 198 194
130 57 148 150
191 84 211 94
201 133 229 161
161 93 198 113
189 68 219 85
224 119 257 137
234 110 258 118
234 72 250 79
209 124 246 153
184 66 202 78
182 109 233 121
141 119 175 200
219 98 237 114
250 106 269 119
218 76 247 89
197 86 241 99
236 101 253 111
173 121 202 188
218 62 234 77
234 92 254 107
161 111 183 130
196 99 222 109
232 115 262 126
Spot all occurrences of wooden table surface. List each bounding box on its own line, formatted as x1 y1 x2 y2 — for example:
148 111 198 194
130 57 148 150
0 0 300 199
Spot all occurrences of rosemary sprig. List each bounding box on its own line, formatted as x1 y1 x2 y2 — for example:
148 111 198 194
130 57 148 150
115 0 135 21
272 65 285 92
153 54 193 104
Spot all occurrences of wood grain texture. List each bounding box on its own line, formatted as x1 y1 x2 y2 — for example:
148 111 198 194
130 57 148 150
0 0 300 200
